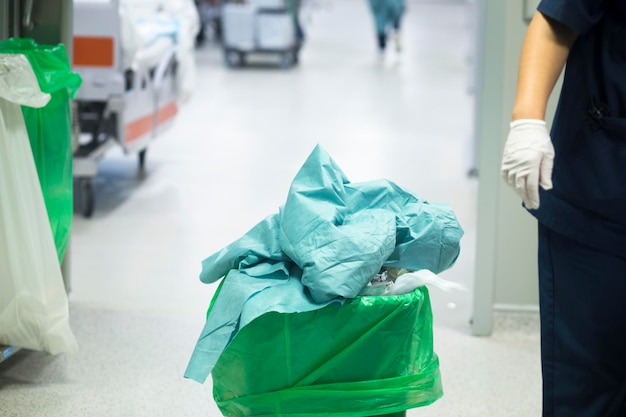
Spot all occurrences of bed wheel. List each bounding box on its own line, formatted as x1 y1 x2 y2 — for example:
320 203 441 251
225 50 245 68
279 51 294 69
78 178 95 218
138 149 147 171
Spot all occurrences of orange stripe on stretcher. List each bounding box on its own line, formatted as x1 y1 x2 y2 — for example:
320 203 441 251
157 101 178 126
124 101 178 143
73 36 114 67
125 114 153 143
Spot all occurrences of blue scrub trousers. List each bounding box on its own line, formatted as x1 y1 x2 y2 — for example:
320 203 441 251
538 224 626 417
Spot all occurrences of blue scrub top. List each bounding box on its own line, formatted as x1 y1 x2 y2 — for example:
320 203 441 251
531 0 626 257
368 0 406 34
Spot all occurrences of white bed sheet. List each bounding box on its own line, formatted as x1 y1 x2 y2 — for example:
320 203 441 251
120 0 200 100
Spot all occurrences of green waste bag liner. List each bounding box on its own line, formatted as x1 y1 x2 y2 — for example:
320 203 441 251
0 38 82 262
212 287 442 417
186 216 340 382
0 39 82 98
185 144 463 386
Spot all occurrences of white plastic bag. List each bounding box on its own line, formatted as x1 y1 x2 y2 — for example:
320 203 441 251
384 269 467 295
360 269 467 296
0 54 50 107
0 54 77 354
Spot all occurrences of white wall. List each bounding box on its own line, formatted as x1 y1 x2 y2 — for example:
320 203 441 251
471 0 561 335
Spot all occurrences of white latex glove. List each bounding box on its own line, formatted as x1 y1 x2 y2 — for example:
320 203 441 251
501 119 554 209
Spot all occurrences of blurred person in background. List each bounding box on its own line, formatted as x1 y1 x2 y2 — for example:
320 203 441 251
367 0 406 60
286 0 305 44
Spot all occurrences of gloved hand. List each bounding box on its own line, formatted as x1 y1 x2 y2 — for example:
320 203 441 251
501 119 554 210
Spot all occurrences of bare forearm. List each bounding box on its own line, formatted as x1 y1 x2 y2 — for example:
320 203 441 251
512 11 578 121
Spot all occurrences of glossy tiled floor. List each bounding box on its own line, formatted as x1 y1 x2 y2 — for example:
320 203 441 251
0 0 542 416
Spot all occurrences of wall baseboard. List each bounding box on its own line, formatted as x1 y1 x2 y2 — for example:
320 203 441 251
493 303 540 313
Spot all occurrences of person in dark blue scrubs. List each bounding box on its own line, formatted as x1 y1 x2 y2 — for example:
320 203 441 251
500 1 626 416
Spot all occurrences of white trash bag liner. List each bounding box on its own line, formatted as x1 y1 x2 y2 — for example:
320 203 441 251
0 54 77 355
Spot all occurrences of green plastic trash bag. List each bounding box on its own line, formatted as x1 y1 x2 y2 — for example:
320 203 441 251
211 287 442 417
186 258 339 383
0 39 82 97
0 38 82 262
185 145 463 384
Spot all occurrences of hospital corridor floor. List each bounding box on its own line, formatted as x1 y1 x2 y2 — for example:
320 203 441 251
0 0 542 416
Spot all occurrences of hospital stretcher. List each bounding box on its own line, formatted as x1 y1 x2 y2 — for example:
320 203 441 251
72 0 180 217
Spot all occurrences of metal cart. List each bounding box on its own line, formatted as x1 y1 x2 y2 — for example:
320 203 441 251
221 0 303 68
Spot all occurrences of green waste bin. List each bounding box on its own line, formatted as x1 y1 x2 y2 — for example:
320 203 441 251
0 38 82 262
210 285 442 417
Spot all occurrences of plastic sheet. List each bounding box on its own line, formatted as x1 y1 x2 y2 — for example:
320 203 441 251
211 287 442 417
279 145 463 303
0 52 77 354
